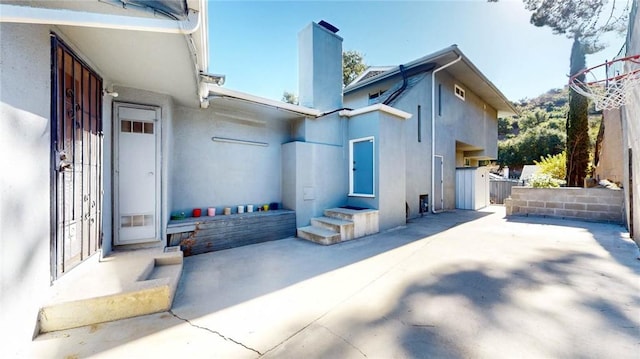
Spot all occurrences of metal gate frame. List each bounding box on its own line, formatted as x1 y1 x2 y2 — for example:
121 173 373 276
50 33 103 280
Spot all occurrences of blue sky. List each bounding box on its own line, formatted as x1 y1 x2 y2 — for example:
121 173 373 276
207 0 627 103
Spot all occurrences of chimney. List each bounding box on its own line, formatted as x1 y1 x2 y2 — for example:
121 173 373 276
298 21 343 111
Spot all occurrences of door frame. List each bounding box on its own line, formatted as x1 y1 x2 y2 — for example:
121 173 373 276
349 136 376 197
112 102 162 246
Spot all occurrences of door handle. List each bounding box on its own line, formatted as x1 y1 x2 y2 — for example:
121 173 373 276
58 160 72 172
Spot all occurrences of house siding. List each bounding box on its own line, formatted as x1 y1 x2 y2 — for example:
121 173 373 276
344 69 498 219
0 23 59 355
172 106 292 215
622 3 640 243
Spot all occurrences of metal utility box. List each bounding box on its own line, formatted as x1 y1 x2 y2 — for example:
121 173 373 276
455 167 490 210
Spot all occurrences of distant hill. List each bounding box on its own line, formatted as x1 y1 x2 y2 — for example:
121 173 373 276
498 87 601 176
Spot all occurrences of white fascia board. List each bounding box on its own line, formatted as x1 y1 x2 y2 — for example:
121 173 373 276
0 3 201 34
339 104 412 120
204 84 322 117
195 0 209 71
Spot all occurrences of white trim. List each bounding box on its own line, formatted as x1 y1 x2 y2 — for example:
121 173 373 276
339 103 412 119
0 3 201 34
454 84 466 101
113 103 163 245
348 136 376 197
202 84 321 117
347 66 394 87
431 55 462 213
211 137 268 147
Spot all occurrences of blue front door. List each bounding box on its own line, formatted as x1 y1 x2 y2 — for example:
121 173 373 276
352 138 374 195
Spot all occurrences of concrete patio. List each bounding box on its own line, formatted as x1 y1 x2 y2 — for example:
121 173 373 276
23 206 640 358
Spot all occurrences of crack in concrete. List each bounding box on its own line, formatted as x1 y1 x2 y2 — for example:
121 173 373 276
320 324 368 358
169 310 262 356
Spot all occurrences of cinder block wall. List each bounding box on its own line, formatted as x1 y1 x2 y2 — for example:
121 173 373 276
505 187 624 224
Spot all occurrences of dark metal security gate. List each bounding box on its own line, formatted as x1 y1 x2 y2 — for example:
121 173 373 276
51 34 103 279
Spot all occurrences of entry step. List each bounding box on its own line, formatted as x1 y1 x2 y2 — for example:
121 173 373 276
297 226 341 245
310 216 354 241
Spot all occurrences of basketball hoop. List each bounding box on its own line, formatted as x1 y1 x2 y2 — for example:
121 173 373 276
569 54 640 110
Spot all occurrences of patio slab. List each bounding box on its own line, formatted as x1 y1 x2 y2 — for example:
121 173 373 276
23 206 640 358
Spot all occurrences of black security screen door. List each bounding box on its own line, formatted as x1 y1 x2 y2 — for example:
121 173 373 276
51 34 103 279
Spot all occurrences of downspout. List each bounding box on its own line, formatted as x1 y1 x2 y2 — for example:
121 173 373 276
383 65 408 105
431 55 462 213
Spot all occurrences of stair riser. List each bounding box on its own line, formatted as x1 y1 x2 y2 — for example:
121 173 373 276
297 229 341 245
310 219 355 240
324 210 379 238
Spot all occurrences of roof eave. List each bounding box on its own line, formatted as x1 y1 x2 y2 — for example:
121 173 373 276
344 45 517 115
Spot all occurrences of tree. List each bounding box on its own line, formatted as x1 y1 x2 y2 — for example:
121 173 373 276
282 91 298 105
498 126 566 168
565 38 590 186
342 50 367 86
494 0 629 186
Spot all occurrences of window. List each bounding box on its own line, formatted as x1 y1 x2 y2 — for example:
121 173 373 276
438 84 442 116
454 84 466 101
368 89 386 105
417 105 422 142
349 137 375 197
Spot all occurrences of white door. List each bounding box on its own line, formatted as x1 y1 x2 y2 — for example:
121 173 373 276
114 104 161 245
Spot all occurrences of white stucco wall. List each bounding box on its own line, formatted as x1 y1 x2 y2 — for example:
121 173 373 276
0 23 58 355
347 111 407 230
298 22 343 112
282 140 348 228
622 3 640 243
344 69 498 219
0 22 123 353
172 106 292 214
595 109 624 184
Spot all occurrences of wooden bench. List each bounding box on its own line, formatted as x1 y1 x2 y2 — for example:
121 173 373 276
167 210 296 256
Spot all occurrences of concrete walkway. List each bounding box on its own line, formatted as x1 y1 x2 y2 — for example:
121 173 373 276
26 206 640 358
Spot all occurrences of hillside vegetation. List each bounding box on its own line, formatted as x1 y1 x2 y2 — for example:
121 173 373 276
498 87 601 176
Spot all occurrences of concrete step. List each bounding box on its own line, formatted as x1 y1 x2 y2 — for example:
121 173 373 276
38 247 183 333
297 225 341 245
324 207 380 238
310 216 354 241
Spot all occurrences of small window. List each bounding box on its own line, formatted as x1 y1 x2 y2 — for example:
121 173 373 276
368 89 386 105
454 84 466 101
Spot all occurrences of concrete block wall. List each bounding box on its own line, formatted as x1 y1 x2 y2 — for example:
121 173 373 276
505 187 624 224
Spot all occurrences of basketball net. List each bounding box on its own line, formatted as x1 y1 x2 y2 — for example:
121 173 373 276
569 54 640 111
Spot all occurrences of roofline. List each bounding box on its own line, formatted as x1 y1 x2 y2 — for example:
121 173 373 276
202 84 322 117
344 45 517 114
0 3 202 34
338 103 412 119
344 45 459 93
347 66 395 87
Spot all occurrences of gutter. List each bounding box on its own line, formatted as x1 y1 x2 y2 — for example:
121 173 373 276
431 55 462 214
200 83 322 117
0 3 201 34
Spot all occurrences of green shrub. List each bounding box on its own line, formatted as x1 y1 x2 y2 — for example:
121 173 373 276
535 151 566 180
529 173 566 188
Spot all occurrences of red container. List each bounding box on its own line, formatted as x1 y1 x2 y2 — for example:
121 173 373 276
192 208 202 217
